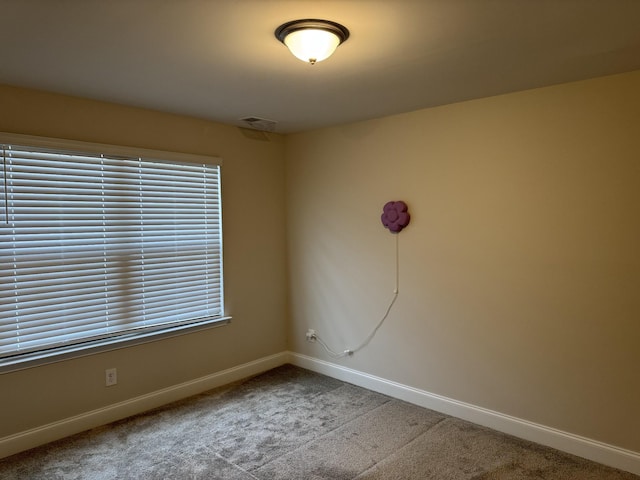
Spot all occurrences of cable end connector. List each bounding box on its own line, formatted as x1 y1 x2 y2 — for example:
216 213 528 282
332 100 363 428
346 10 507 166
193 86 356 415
306 329 317 342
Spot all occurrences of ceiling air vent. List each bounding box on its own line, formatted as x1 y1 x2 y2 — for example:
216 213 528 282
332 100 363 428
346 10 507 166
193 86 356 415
241 117 277 132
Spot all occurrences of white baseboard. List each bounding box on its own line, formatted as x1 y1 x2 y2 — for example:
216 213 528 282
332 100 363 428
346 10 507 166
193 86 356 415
0 351 288 460
288 352 640 476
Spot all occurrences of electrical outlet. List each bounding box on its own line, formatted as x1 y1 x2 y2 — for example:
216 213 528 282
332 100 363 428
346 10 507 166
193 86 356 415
105 368 117 386
306 329 317 342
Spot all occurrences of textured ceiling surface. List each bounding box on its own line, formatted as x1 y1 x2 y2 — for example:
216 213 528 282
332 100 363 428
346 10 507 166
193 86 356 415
2 0 640 133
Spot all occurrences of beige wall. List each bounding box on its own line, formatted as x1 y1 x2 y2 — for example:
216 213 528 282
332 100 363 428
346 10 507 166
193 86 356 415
285 71 640 452
0 85 288 437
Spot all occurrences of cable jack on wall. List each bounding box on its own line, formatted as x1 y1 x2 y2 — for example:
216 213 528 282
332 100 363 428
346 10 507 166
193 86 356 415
306 201 410 358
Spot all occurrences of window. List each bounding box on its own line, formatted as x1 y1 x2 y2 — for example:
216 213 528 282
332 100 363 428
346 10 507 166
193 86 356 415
1 133 227 369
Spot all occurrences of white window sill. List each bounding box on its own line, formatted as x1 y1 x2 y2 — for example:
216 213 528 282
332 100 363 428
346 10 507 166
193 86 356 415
0 316 232 374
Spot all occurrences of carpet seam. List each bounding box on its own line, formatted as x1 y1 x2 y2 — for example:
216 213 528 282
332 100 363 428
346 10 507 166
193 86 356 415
252 385 393 474
351 415 451 479
214 452 262 480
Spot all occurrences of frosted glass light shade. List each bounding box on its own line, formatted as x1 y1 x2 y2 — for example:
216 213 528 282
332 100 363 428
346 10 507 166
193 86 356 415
284 29 341 64
275 19 349 65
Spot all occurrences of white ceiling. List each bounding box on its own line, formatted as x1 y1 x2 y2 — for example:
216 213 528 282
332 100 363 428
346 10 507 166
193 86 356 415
2 0 639 133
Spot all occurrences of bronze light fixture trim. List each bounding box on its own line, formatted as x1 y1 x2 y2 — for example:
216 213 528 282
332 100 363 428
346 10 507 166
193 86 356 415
275 19 350 65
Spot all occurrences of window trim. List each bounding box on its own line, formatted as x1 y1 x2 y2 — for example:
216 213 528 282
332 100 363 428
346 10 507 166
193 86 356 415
0 315 231 373
0 132 229 374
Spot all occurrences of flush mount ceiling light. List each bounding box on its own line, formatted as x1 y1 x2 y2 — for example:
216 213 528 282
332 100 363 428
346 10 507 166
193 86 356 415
275 19 349 65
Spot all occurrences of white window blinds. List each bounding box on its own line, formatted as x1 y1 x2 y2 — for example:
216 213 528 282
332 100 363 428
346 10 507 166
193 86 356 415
0 134 224 362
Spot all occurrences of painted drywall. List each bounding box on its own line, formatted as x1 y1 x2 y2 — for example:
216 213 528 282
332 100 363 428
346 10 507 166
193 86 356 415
285 71 640 452
0 85 287 437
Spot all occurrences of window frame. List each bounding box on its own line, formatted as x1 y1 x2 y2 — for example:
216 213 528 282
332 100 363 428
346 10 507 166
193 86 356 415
0 132 230 373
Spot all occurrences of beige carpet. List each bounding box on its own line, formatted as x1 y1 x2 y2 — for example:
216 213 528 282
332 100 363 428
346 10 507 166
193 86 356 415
0 364 637 479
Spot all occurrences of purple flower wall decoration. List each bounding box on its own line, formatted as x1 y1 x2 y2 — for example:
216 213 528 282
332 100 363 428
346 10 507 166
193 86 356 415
381 201 410 233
